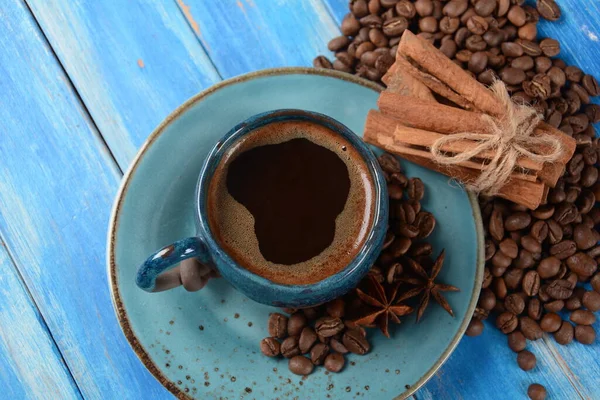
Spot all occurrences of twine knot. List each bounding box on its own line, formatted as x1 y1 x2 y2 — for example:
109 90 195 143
430 80 564 196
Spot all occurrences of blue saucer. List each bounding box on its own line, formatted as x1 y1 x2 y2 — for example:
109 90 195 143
108 67 484 399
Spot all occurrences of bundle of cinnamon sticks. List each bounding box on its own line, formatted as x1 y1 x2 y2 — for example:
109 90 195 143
364 31 576 209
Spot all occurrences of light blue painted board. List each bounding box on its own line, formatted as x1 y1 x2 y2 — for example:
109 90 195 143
25 0 221 170
0 1 171 398
0 243 81 400
416 320 584 400
175 0 339 78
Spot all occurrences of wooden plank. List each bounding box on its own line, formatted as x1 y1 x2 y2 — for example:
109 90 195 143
175 0 339 78
25 0 222 169
0 1 171 398
415 321 583 400
0 242 82 400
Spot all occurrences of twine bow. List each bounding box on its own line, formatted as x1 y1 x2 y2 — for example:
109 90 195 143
429 80 564 196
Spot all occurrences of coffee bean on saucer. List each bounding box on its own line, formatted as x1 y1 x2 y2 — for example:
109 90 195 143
330 337 349 354
315 317 345 337
517 350 536 371
299 327 318 353
268 313 288 338
260 337 281 357
289 355 314 375
310 343 330 365
342 329 370 354
287 313 308 337
281 336 301 358
528 383 547 400
324 352 346 372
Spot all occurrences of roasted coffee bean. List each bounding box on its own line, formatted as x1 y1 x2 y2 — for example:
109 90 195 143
550 240 577 260
581 166 598 187
493 277 508 299
324 352 345 373
415 0 434 16
281 336 301 358
475 0 497 17
330 338 349 354
467 16 488 35
483 28 505 47
328 36 350 52
315 317 344 337
527 298 542 320
407 178 425 201
342 329 370 354
514 249 536 269
299 327 318 353
537 256 561 279
523 74 551 99
287 355 314 376
517 39 542 56
592 273 600 293
511 56 534 71
287 313 308 337
522 271 541 297
507 330 527 352
505 212 531 231
333 60 352 73
553 320 574 345
520 316 543 340
570 310 596 326
535 56 552 73
505 268 524 290
582 291 600 312
395 0 415 18
540 312 561 333
466 318 484 336
268 313 288 338
530 221 549 242
572 83 591 105
326 299 346 319
419 16 439 33
496 312 518 333
440 38 458 58
537 0 561 21
585 104 600 124
574 325 596 344
582 74 600 96
565 272 578 290
492 251 512 270
544 299 564 313
466 34 487 51
565 65 583 82
528 383 547 400
539 38 560 57
521 235 541 254
545 279 573 300
382 16 408 36
499 238 518 258
547 220 563 244
574 224 598 250
501 67 526 85
341 14 361 36
310 343 329 365
577 190 595 214
566 253 597 278
505 293 525 315
564 89 582 114
303 307 320 320
507 5 527 26
468 51 488 73
313 56 333 69
517 350 536 371
518 22 537 41
260 337 281 357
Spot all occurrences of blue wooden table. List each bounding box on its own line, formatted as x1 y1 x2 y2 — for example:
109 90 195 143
0 1 598 399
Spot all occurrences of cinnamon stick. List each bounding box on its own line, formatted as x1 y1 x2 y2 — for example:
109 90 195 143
397 31 504 116
382 63 436 102
365 127 545 209
377 92 576 186
367 110 543 174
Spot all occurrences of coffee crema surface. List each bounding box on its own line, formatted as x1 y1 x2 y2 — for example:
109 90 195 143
207 120 376 285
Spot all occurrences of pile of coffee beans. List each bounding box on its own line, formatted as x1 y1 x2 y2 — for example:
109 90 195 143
313 0 599 398
259 153 443 375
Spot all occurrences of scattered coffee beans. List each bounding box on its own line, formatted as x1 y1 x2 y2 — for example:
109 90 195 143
517 350 537 371
289 355 314 375
528 383 547 400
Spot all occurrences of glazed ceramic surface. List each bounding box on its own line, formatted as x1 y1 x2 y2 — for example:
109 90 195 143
109 68 484 399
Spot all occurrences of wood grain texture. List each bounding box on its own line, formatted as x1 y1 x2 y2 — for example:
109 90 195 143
25 0 221 170
0 242 81 400
175 0 339 78
0 1 171 398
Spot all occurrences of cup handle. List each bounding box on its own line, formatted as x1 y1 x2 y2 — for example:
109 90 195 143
136 237 210 292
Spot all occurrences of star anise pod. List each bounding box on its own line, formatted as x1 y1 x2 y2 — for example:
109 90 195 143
353 274 414 337
398 250 460 322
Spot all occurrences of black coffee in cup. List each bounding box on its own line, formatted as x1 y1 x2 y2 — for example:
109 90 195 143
207 120 376 285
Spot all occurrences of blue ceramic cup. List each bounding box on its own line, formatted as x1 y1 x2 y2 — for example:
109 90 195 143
136 109 388 308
